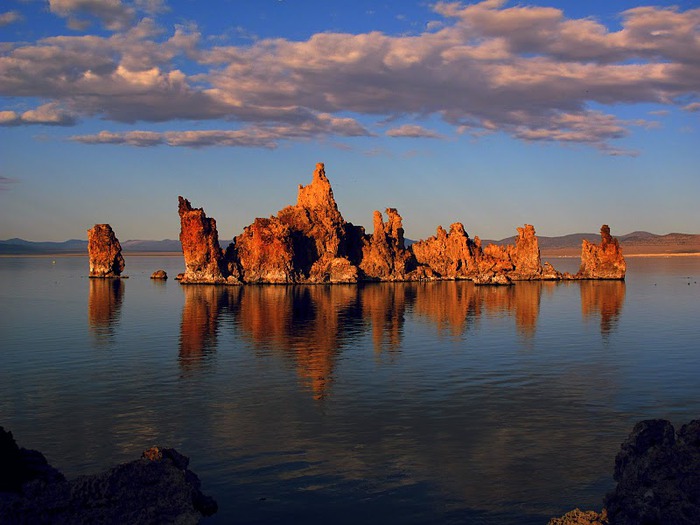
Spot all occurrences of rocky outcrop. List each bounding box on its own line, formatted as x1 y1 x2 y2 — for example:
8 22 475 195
87 224 125 278
150 269 168 280
548 419 700 525
178 197 233 284
233 162 358 283
548 509 608 525
411 223 478 279
605 419 700 525
0 427 217 524
231 217 295 283
176 163 625 285
577 225 626 280
359 208 414 281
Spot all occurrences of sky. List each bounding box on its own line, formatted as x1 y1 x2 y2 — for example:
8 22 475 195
1 0 699 243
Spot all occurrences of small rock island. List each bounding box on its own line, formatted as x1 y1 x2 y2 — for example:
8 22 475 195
87 224 125 278
177 163 625 285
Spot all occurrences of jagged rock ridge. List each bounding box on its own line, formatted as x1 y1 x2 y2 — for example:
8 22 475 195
177 163 626 284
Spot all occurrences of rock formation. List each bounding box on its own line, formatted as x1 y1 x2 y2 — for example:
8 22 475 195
605 419 700 525
178 197 233 284
548 419 700 525
577 225 626 280
232 162 359 283
411 223 477 279
359 208 414 281
151 269 168 280
176 163 625 285
87 224 125 278
0 427 217 524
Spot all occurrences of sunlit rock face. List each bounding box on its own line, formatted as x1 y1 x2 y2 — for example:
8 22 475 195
176 164 625 284
87 224 125 278
233 218 295 283
177 197 231 284
412 223 478 279
577 225 626 280
233 162 358 283
359 208 414 281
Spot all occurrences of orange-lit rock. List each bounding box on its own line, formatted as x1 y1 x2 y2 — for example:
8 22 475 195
359 208 414 281
177 197 232 284
412 223 478 279
233 218 295 283
175 163 624 285
150 269 168 280
87 224 125 278
577 225 626 280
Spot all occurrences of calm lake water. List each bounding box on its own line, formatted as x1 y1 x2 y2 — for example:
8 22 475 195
1 255 699 524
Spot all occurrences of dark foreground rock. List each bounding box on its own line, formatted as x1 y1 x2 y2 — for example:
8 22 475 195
549 419 700 525
0 427 217 525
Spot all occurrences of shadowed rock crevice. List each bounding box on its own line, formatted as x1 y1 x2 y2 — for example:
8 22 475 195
177 163 626 284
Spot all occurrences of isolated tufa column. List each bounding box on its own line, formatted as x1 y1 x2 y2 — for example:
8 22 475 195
87 224 125 278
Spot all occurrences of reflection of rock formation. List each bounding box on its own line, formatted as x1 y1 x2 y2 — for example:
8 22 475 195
360 284 410 353
179 286 236 371
87 224 125 278
412 281 544 338
176 279 622 395
580 280 626 335
177 163 625 284
88 278 124 343
236 286 359 399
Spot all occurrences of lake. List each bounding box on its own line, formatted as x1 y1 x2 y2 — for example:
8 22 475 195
1 255 699 524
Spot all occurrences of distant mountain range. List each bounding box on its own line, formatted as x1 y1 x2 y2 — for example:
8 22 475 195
0 238 182 255
2 231 699 255
484 231 700 255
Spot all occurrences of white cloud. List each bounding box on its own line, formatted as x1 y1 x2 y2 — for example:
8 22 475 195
0 103 77 126
0 11 22 27
386 124 443 139
70 114 370 148
2 1 700 151
49 0 135 31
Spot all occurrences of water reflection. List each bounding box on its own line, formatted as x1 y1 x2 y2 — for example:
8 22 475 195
580 281 626 336
236 286 360 399
177 281 626 396
88 279 124 344
412 281 546 338
179 285 235 372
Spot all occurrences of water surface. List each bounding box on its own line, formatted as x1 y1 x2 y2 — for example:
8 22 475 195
1 255 699 524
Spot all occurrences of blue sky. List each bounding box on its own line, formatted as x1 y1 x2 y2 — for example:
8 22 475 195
1 0 699 242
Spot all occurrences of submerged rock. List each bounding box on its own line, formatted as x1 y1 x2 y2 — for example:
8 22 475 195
0 427 217 524
87 224 125 278
150 269 168 280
